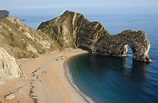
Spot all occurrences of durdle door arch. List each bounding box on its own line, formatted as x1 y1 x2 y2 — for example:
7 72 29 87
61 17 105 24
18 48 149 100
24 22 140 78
94 30 152 62
37 10 152 62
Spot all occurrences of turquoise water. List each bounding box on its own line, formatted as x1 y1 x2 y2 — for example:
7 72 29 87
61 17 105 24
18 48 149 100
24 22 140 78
14 13 158 103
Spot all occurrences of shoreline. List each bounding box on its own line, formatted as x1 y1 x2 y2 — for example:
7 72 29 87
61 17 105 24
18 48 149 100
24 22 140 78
64 53 95 103
0 49 90 103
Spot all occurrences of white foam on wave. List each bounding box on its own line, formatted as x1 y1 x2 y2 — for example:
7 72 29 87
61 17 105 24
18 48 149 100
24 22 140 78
67 66 96 103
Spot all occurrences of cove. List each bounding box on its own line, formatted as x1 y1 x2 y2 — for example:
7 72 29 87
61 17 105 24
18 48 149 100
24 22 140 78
67 53 158 103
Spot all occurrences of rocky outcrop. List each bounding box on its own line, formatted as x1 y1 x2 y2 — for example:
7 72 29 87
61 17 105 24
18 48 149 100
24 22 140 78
94 30 152 62
38 10 152 62
0 10 9 20
38 10 109 48
0 47 25 84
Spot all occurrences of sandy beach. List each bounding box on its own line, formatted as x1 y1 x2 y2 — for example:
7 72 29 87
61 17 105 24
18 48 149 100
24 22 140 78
0 49 88 103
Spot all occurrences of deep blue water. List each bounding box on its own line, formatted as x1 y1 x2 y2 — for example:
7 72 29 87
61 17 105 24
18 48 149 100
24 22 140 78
68 53 158 103
14 13 158 103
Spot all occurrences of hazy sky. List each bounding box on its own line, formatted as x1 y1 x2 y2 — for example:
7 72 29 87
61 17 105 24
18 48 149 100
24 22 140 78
0 0 158 15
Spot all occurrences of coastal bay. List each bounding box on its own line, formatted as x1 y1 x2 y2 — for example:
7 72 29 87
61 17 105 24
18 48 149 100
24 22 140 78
0 9 157 103
0 49 88 103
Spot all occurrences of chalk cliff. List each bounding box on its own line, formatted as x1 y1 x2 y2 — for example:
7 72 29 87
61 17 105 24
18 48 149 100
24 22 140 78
38 10 152 62
0 47 25 84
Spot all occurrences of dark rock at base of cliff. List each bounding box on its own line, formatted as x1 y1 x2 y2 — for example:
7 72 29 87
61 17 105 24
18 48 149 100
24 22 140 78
0 10 9 20
38 10 152 62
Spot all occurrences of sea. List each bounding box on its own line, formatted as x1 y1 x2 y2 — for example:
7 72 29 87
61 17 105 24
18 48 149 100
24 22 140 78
14 13 158 103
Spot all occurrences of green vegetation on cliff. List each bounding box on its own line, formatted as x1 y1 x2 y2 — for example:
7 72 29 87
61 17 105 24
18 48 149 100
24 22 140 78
0 16 64 58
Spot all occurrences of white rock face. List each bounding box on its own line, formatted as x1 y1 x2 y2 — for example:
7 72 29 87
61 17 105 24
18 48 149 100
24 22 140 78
27 44 37 54
0 47 25 84
39 40 50 49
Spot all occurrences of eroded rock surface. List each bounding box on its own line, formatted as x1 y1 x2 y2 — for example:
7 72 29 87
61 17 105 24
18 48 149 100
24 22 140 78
38 10 109 49
38 10 152 62
0 47 25 84
94 30 152 62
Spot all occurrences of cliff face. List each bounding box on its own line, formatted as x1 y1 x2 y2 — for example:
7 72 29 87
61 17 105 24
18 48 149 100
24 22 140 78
38 10 109 49
38 10 152 62
0 47 25 84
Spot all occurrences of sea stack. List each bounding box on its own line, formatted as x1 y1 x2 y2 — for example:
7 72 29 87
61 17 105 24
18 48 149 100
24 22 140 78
38 10 152 62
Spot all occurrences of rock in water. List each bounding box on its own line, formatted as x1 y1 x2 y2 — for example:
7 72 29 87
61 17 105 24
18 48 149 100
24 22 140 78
38 10 152 62
0 47 26 84
94 30 152 62
0 10 9 20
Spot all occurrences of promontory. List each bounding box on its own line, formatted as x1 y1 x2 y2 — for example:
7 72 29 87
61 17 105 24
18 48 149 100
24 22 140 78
38 10 152 62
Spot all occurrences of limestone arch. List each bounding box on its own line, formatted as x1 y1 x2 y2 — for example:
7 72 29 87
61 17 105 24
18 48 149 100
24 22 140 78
119 30 152 62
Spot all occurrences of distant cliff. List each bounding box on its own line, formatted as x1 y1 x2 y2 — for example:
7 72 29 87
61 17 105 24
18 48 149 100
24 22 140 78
38 10 152 62
0 10 9 20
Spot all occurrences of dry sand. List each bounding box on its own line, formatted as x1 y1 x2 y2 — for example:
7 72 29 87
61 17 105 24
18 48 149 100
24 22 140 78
0 49 89 103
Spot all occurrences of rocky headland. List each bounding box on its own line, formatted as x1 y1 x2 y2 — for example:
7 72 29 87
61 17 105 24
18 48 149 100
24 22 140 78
38 10 152 62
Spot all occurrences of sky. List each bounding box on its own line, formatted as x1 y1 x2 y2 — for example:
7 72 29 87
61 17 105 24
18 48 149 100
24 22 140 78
0 0 158 15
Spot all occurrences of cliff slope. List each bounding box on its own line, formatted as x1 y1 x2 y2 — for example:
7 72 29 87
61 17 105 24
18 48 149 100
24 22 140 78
0 15 62 59
0 10 64 84
38 10 110 49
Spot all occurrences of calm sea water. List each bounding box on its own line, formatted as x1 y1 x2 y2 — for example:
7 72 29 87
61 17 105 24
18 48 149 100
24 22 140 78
14 13 158 103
